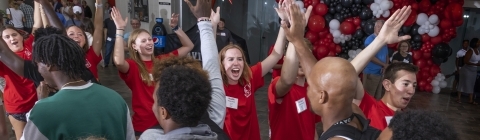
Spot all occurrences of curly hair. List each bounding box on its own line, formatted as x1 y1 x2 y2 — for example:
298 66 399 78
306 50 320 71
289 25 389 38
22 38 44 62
33 26 65 41
33 27 88 80
383 62 418 83
156 65 212 127
152 56 205 83
389 110 458 140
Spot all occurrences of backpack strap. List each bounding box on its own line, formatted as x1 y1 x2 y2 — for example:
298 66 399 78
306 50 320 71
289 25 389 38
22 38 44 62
319 113 381 140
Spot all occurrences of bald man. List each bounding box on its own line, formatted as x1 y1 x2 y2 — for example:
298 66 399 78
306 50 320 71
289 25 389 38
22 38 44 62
281 3 412 139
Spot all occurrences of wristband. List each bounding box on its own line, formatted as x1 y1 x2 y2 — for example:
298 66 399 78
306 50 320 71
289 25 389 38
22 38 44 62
116 34 123 37
172 26 179 32
197 17 211 22
95 3 103 8
117 29 125 31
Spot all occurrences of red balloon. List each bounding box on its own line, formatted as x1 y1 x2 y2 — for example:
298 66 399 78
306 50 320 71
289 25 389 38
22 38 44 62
426 84 433 92
328 50 336 56
315 46 329 59
318 29 329 38
439 20 452 29
423 52 431 59
421 34 430 42
404 11 417 26
329 43 337 50
450 3 463 21
311 0 319 7
431 36 442 45
353 17 361 27
454 19 464 27
305 31 319 44
430 66 440 75
308 15 326 33
418 80 427 91
314 3 328 16
427 59 433 66
418 0 431 13
335 45 342 53
340 21 355 35
411 3 419 12
412 50 423 60
414 59 427 68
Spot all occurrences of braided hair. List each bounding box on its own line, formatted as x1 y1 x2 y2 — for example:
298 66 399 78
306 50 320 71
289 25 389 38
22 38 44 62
33 28 88 80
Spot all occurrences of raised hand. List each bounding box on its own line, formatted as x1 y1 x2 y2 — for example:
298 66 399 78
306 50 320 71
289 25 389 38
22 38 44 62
274 0 289 22
170 13 179 28
282 4 312 43
184 0 212 19
211 7 221 25
110 7 129 29
377 6 412 44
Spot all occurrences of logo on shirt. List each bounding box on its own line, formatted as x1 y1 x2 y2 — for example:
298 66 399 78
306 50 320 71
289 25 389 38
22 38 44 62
24 48 32 59
244 83 251 98
85 59 91 68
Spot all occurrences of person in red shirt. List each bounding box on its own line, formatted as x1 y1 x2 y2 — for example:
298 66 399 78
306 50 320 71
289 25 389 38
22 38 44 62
268 44 284 79
219 8 290 139
110 7 194 137
41 0 105 81
268 38 320 140
353 62 418 131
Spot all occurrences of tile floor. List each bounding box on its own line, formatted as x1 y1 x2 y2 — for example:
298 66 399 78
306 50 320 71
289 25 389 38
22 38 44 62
7 66 480 140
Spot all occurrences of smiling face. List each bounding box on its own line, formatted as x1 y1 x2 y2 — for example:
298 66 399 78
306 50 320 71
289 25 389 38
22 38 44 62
383 70 417 109
398 42 409 53
66 26 87 49
222 48 245 83
131 31 154 56
2 28 24 52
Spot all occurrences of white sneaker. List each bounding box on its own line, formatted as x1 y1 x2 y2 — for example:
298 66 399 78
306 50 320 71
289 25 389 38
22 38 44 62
100 59 105 68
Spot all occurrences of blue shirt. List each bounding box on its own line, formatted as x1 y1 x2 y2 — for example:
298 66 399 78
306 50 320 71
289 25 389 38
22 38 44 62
65 19 83 27
123 32 131 42
363 34 388 75
56 12 66 26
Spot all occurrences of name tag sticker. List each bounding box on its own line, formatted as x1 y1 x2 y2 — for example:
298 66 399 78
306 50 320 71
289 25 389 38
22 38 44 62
385 116 393 125
226 96 238 109
221 33 226 36
107 37 112 41
403 59 409 63
295 98 307 113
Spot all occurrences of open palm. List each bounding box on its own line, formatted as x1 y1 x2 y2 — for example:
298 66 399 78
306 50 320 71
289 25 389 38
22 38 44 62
111 7 129 29
170 13 179 28
378 6 412 44
211 7 221 25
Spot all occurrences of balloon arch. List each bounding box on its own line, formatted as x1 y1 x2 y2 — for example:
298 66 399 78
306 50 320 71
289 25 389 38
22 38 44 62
277 0 464 93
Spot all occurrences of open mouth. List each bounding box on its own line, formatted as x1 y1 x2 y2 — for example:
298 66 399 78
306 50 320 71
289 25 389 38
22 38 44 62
11 42 18 45
402 97 411 103
231 68 240 77
145 46 153 51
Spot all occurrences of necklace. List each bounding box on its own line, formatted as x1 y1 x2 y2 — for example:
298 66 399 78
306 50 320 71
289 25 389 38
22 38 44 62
60 80 84 89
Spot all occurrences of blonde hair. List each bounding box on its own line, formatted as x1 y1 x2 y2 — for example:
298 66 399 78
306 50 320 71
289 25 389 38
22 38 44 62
218 44 252 86
9 0 19 10
127 29 166 86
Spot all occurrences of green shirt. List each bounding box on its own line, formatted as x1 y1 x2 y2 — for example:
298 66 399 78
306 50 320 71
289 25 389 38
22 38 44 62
22 83 135 140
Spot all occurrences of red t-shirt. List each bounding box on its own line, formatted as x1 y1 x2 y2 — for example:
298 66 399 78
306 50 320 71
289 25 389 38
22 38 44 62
119 50 178 132
268 45 284 78
358 91 395 130
223 63 264 140
0 35 37 113
84 46 102 80
268 77 320 140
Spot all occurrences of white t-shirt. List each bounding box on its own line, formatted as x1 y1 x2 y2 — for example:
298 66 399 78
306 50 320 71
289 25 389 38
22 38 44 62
6 8 24 28
468 48 480 67
457 49 467 58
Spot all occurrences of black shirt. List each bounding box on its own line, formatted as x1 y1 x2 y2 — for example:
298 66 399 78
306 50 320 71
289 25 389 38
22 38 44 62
391 52 413 64
84 6 93 18
104 18 117 40
216 29 235 52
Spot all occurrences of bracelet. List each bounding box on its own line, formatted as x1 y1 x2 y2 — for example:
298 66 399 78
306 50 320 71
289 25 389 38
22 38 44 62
172 26 179 32
95 3 103 8
197 17 211 22
117 29 124 31
116 34 123 37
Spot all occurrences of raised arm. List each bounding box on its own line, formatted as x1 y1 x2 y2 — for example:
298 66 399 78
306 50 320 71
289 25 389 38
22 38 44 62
37 0 65 32
111 7 130 73
0 35 25 76
32 1 43 35
274 43 298 97
169 13 194 57
91 0 105 56
351 6 412 103
186 0 226 128
282 4 315 77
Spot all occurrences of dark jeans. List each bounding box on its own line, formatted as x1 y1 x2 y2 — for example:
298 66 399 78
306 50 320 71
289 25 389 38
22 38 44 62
104 40 115 66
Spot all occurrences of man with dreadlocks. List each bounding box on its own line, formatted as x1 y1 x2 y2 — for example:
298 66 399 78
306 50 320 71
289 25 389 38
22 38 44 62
20 28 134 140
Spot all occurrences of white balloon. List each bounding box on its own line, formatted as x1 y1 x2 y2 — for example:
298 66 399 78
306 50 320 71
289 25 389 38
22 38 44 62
432 86 441 94
431 80 440 86
348 50 356 57
373 10 378 15
351 54 357 58
439 81 447 88
348 58 353 62
425 21 431 26
295 1 304 9
346 35 352 40
374 0 383 4
332 30 340 37
428 26 440 37
416 13 428 25
376 13 382 18
380 0 390 10
428 14 439 25
425 29 430 33
382 10 390 17
329 20 340 30
389 1 394 9
371 3 380 11
341 39 346 43
301 8 306 13
418 28 425 34
429 25 434 29
334 38 341 44
356 49 362 54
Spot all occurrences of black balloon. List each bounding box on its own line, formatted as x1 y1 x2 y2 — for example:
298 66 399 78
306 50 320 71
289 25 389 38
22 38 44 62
432 57 443 65
325 14 333 24
354 0 362 4
341 0 353 7
329 7 336 14
353 29 364 39
325 0 331 5
336 5 344 12
413 34 422 42
398 32 405 37
339 53 350 59
442 57 448 63
432 43 452 59
359 7 373 20
334 13 343 22
401 26 412 34
411 24 420 35
362 0 374 5
363 20 375 35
